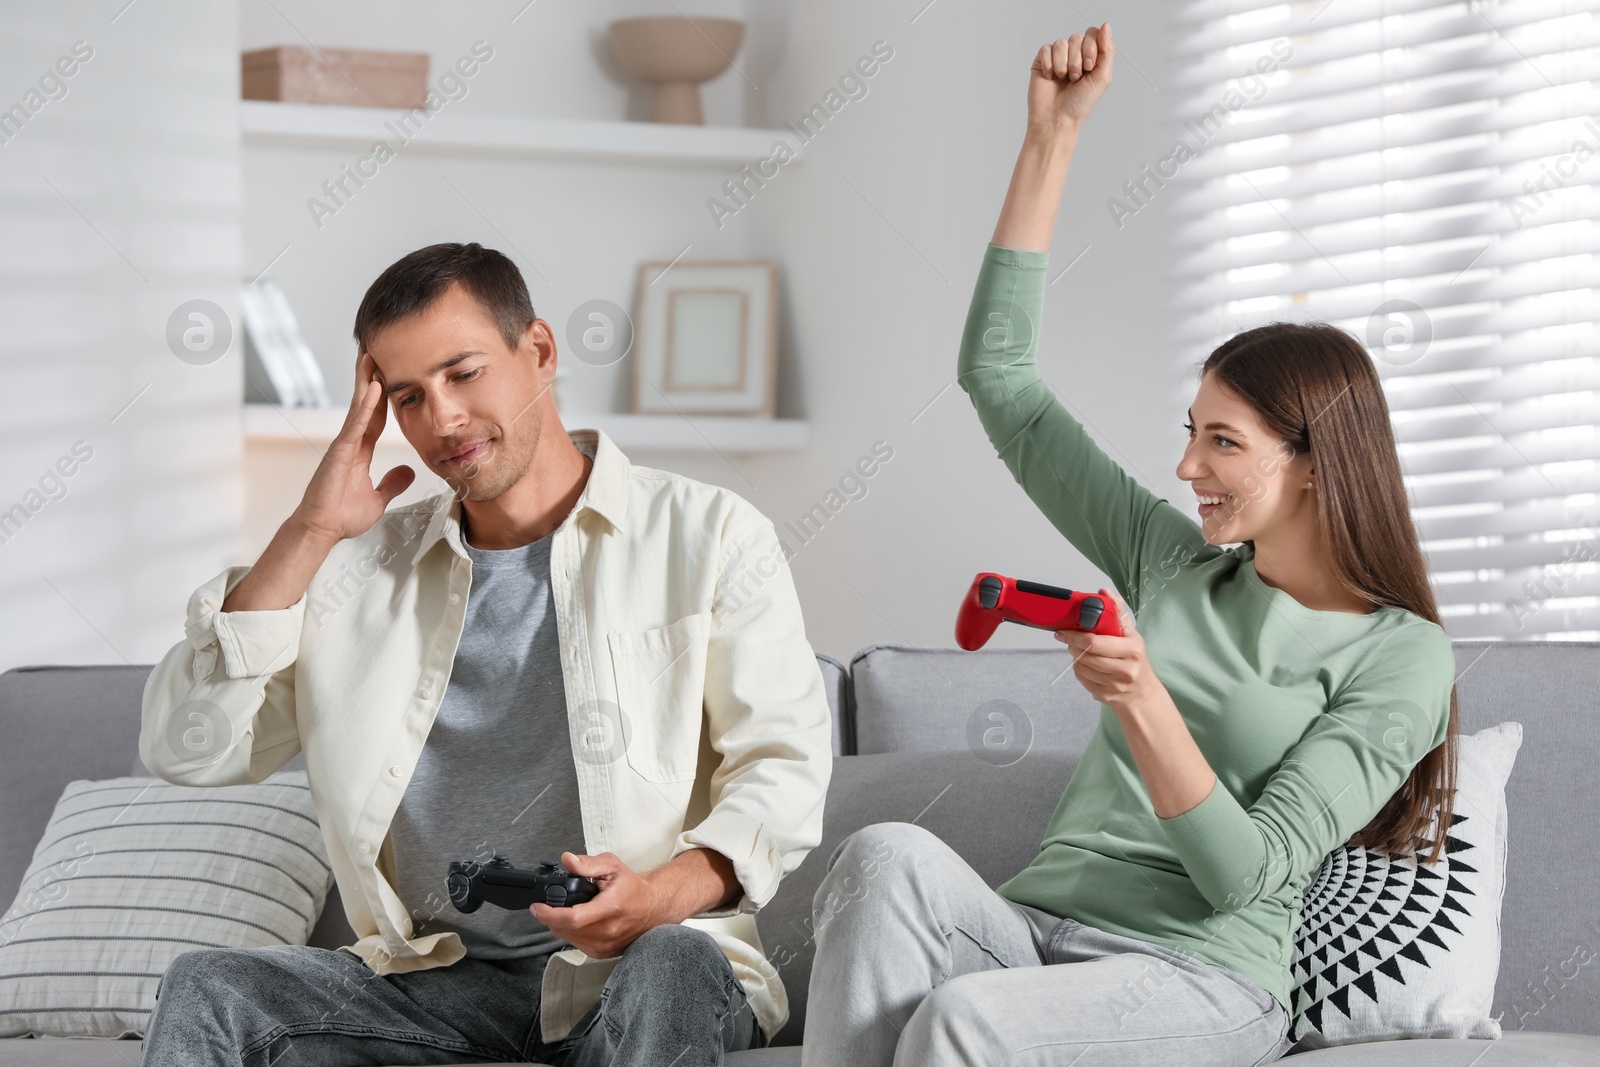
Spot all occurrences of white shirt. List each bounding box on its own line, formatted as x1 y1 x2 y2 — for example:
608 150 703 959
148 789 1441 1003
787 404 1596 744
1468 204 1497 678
139 427 833 1042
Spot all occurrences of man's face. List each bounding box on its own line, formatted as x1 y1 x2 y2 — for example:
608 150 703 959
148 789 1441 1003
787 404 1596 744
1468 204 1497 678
365 282 556 502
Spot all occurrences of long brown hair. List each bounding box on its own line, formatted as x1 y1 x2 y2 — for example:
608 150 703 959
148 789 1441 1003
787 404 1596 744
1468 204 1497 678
1201 322 1459 864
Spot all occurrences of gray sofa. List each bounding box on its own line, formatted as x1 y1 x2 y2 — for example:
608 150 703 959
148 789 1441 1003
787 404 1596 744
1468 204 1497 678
0 640 1594 1065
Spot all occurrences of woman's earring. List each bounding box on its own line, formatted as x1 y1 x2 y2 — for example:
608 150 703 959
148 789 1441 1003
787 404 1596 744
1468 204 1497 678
1305 481 1314 489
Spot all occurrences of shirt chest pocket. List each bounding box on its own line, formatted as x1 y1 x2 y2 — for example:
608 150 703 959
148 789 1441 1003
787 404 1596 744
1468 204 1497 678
606 612 711 783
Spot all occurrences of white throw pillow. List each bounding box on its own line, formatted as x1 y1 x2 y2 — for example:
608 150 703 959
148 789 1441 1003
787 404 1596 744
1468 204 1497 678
0 771 332 1038
1289 721 1521 1047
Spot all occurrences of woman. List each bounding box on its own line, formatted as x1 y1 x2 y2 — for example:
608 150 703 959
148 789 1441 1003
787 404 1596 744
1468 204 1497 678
802 24 1460 1066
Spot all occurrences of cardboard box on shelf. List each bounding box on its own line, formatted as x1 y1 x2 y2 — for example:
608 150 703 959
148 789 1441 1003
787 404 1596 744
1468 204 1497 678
242 46 429 108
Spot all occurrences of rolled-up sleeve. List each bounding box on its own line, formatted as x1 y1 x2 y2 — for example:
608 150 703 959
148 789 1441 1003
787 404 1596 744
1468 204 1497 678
672 519 832 916
139 565 306 786
1158 621 1456 912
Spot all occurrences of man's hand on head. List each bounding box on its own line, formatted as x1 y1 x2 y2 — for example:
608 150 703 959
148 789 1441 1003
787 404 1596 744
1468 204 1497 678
532 847 740 959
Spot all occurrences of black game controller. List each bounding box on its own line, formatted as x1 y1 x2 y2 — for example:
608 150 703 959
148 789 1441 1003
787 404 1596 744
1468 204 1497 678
447 853 600 913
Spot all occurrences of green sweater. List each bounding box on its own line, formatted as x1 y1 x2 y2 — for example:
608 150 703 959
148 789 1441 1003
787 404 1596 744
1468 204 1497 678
958 242 1456 1011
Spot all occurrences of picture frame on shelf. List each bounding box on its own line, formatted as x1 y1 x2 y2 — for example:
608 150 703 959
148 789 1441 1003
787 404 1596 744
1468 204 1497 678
631 259 777 417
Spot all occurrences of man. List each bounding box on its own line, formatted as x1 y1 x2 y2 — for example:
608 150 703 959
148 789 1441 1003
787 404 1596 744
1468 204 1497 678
138 242 832 1066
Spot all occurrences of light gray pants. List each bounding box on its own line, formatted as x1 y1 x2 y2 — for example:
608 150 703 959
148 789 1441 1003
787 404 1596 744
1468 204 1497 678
802 822 1293 1067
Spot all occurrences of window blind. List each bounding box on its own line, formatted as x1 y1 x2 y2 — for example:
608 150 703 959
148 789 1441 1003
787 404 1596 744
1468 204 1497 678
1166 0 1600 638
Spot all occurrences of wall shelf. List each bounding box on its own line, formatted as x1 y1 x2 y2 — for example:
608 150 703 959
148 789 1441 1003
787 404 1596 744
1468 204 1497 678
244 404 808 453
240 100 803 167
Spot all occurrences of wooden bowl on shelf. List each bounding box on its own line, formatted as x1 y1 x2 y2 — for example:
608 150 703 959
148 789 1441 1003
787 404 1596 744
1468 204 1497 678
608 16 744 125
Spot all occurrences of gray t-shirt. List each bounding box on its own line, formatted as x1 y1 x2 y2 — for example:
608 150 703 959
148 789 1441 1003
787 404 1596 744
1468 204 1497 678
385 509 585 959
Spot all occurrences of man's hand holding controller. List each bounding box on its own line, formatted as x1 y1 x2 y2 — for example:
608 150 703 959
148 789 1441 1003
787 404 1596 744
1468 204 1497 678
221 352 416 613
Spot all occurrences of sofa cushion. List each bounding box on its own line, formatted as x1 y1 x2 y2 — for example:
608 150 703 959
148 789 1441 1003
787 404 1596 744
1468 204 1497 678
1280 1031 1600 1064
117 655 852 773
845 641 1600 1040
1291 723 1520 1047
849 644 1103 757
1447 642 1600 1040
0 1031 1590 1065
0 1032 1592 1065
103 653 846 959
755 748 1078 1046
0 772 333 1038
0 1039 799 1065
815 653 849 756
4 641 1600 1046
728 1048 802 1066
0 667 148 930
0 1038 141 1064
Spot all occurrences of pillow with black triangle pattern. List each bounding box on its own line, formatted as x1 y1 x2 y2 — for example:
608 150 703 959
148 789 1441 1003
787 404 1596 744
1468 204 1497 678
1289 721 1520 1048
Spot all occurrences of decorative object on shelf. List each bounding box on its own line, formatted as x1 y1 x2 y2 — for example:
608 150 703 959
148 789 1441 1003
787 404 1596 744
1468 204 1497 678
240 281 331 408
242 46 428 108
631 260 777 417
608 16 744 125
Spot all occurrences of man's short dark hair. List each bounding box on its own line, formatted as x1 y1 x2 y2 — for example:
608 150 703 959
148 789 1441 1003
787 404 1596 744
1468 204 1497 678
353 242 534 353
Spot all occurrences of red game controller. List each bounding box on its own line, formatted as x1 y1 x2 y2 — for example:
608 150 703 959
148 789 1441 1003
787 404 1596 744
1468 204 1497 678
955 572 1124 650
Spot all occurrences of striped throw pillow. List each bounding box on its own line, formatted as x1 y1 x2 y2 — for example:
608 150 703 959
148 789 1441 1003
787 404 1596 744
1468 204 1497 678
0 771 333 1038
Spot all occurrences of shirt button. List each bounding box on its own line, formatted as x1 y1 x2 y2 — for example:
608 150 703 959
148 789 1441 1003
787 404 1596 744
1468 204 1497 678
449 592 461 604
359 842 371 855
389 765 402 777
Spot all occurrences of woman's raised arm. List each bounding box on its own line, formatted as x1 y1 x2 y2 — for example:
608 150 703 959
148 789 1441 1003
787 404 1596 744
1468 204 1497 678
960 25 1208 608
991 25 1114 252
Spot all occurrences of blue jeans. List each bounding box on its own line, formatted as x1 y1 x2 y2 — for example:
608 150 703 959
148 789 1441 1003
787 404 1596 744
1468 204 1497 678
141 923 760 1066
802 822 1293 1067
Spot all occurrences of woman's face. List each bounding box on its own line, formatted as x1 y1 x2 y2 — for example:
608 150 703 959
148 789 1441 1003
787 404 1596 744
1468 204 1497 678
1175 372 1315 545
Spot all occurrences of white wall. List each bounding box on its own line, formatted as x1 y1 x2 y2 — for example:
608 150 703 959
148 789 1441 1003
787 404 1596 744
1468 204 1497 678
699 1 1194 660
4 0 1195 670
234 0 766 556
0 0 240 672
239 0 750 420
236 0 1195 663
